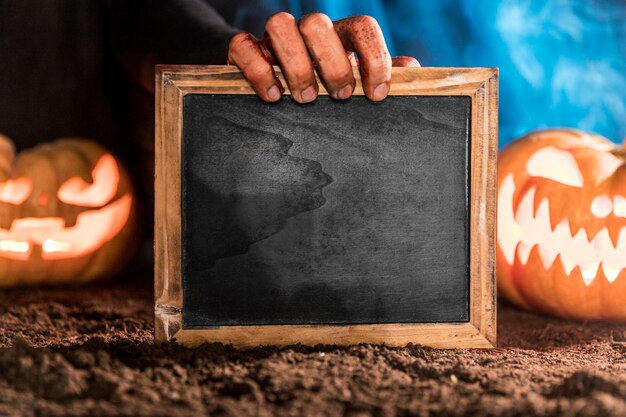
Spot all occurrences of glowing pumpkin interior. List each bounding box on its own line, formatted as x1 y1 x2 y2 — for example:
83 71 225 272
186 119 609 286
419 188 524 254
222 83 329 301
0 154 132 260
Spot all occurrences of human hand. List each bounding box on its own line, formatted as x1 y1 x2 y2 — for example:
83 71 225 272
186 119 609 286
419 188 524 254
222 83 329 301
227 13 419 103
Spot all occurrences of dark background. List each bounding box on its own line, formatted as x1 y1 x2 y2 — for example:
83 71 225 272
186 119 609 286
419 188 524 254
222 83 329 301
182 95 470 326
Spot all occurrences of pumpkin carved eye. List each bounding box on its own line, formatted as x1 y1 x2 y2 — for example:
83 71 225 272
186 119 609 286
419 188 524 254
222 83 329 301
0 177 32 205
57 154 119 207
526 147 584 187
614 195 626 218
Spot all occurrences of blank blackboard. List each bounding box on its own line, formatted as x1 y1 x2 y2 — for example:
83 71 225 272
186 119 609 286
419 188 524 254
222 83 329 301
182 95 470 327
155 66 497 348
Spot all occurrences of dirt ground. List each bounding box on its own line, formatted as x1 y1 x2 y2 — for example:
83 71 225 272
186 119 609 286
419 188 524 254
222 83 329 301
1 274 626 417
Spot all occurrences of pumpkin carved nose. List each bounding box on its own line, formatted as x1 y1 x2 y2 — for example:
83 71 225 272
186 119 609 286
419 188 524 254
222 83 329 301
590 195 612 218
37 191 49 207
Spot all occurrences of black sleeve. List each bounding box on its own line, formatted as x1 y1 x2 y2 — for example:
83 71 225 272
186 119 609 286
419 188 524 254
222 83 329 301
103 0 240 92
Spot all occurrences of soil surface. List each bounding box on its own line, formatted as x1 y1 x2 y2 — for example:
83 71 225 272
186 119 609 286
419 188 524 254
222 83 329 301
1 274 626 417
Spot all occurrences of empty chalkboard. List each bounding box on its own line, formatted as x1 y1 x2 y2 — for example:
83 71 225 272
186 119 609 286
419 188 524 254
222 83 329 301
155 66 498 348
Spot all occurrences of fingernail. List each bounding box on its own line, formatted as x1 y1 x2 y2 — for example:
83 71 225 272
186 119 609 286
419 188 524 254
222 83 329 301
300 86 317 103
372 83 389 101
267 85 281 101
336 84 353 100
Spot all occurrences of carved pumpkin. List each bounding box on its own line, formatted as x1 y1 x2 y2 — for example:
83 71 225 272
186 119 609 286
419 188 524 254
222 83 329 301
0 134 137 287
497 129 626 320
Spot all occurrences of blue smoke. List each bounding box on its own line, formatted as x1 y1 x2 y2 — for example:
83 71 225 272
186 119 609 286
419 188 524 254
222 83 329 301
217 0 626 147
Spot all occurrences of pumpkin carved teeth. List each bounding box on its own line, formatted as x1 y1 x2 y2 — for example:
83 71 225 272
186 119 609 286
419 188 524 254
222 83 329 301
499 174 626 286
0 194 132 261
602 265 621 283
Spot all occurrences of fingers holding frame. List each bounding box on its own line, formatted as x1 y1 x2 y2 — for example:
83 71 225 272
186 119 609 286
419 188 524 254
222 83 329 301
228 32 284 102
230 14 402 103
299 13 355 100
264 12 318 103
333 16 392 101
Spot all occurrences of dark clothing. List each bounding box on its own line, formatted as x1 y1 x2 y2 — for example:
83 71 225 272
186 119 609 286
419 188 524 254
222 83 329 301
0 0 238 198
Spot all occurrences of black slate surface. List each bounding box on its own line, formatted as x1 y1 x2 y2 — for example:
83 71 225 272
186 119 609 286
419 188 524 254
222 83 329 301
181 94 471 327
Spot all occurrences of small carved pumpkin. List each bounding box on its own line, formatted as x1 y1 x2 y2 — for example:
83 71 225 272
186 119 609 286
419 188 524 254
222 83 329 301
0 134 137 286
498 129 626 320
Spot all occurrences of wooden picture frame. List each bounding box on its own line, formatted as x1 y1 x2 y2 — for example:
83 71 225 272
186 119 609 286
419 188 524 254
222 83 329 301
155 65 498 348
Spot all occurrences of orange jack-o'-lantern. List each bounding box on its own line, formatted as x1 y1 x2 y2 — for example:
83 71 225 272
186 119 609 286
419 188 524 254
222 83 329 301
498 129 626 320
0 134 137 287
